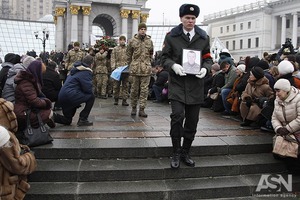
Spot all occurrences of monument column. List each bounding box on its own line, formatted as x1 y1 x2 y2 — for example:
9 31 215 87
280 14 286 44
131 10 140 37
55 7 66 51
140 13 149 23
82 6 91 47
120 9 130 39
292 12 298 48
70 5 80 42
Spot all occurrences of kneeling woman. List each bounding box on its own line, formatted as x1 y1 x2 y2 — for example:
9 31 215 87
14 60 55 131
240 67 274 127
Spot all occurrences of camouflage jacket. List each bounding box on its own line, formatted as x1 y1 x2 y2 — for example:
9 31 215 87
64 49 85 70
126 34 153 76
94 51 108 74
111 45 127 71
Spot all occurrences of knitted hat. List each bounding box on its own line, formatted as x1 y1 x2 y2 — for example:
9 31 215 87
73 41 80 47
0 126 10 147
211 63 220 71
22 56 35 68
278 60 294 75
4 53 15 63
82 55 94 67
274 78 291 92
138 23 147 30
257 60 269 70
236 64 246 73
119 35 126 41
179 4 200 18
251 66 264 80
246 57 260 71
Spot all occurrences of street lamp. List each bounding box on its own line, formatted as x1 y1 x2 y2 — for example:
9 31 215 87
34 28 49 62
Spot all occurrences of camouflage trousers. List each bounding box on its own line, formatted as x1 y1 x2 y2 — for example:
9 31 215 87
113 74 129 100
130 75 151 109
95 73 108 96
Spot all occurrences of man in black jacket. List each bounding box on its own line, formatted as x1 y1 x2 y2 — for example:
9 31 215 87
161 4 213 169
152 64 169 103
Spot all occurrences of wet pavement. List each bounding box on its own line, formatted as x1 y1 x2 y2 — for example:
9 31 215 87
50 98 268 139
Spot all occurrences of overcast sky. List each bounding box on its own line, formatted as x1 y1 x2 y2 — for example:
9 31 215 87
145 0 265 24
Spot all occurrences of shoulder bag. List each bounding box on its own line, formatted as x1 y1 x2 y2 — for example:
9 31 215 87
21 109 53 147
272 133 299 158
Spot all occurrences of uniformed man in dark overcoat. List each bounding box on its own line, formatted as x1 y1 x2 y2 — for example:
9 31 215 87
161 4 213 169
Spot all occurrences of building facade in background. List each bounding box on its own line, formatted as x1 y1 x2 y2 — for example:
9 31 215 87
204 0 300 62
0 0 53 21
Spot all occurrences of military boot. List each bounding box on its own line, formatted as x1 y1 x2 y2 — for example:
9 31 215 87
122 99 129 106
114 98 119 105
181 138 195 167
138 108 148 118
170 138 181 169
131 107 137 116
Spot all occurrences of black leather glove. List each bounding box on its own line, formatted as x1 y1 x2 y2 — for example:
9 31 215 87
245 98 252 108
277 127 290 136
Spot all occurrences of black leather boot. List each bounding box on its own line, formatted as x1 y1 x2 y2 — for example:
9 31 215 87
170 138 181 169
114 98 119 105
181 138 195 167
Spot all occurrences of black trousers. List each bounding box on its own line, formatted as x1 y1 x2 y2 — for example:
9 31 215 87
170 100 201 141
60 95 95 124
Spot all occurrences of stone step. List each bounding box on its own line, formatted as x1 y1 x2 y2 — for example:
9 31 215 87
24 174 300 200
28 153 286 182
30 135 273 159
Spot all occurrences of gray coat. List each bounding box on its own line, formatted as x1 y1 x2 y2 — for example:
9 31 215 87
161 24 213 104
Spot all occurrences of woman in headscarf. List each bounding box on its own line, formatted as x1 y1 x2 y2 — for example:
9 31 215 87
14 60 55 132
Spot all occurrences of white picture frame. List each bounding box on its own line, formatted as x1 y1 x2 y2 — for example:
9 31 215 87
182 49 201 75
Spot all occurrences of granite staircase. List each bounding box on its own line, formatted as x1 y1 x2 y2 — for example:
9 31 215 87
25 135 300 200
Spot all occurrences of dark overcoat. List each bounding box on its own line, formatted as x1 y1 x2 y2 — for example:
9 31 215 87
161 24 213 104
58 62 93 107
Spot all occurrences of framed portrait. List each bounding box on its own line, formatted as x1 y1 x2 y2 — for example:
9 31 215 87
182 49 201 75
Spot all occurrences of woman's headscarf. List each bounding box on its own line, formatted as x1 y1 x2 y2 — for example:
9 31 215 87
26 60 44 87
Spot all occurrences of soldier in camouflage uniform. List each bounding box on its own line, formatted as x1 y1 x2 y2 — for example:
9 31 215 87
111 35 129 106
127 23 154 117
64 41 85 71
93 48 108 99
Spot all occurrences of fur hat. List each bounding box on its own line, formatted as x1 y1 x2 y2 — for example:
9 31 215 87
0 126 10 147
236 64 246 73
278 60 294 75
82 55 94 67
4 53 15 63
274 78 291 92
179 4 200 18
22 56 35 68
251 66 264 80
138 23 147 30
211 63 220 71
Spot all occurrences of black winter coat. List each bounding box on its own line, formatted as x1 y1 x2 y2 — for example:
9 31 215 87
42 67 62 102
154 69 168 88
161 24 213 104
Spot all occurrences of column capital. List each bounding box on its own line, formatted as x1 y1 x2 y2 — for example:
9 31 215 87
53 15 57 25
120 9 131 19
70 5 80 15
55 7 66 17
131 10 141 19
292 12 298 16
82 6 91 16
280 14 286 18
140 13 149 23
